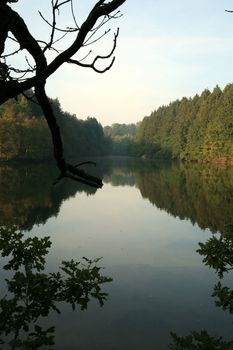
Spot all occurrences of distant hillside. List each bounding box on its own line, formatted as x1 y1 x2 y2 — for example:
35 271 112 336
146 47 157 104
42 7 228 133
104 123 138 138
104 122 139 155
136 84 233 164
0 93 108 161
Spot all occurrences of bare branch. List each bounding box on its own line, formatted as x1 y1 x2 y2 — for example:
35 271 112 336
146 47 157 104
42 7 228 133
67 28 119 73
0 0 126 187
0 0 126 102
84 28 111 47
78 50 92 63
70 0 79 29
68 56 115 73
1 47 21 58
52 31 70 47
38 11 78 34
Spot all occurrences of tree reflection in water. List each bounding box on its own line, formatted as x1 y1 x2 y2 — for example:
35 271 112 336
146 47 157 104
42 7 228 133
0 226 112 349
0 160 232 234
170 224 233 349
0 160 233 348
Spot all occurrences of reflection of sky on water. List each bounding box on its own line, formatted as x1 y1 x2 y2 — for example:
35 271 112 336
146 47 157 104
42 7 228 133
55 266 232 350
34 184 211 268
31 181 233 349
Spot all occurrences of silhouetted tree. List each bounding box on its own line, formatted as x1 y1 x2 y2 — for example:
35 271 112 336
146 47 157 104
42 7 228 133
0 0 126 187
170 223 233 349
0 226 112 348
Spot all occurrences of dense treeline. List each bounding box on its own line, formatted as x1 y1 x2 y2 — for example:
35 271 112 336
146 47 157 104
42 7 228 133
1 84 233 163
0 93 108 161
1 159 232 233
136 84 233 163
0 163 97 230
102 158 233 234
135 161 233 234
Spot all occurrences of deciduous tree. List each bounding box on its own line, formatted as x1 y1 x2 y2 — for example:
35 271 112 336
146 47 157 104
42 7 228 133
0 0 126 187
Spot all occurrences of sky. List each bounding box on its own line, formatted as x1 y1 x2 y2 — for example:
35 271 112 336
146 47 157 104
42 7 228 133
8 0 233 125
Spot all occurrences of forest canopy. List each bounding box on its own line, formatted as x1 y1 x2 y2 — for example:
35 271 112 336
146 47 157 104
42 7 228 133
0 94 108 161
1 83 233 165
135 84 233 164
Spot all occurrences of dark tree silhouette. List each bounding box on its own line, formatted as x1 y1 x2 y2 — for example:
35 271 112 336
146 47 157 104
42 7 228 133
0 0 126 187
170 224 233 349
0 226 112 348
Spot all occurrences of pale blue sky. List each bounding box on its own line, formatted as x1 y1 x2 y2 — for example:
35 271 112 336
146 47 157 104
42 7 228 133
10 0 233 125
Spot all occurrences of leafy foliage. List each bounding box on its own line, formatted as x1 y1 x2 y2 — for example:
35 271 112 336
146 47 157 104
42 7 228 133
170 224 233 349
213 282 233 315
170 330 233 350
0 227 112 348
197 226 233 278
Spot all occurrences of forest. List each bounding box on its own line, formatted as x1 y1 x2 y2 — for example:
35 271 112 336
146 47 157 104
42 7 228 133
0 83 233 164
104 123 138 156
136 84 233 163
0 93 108 161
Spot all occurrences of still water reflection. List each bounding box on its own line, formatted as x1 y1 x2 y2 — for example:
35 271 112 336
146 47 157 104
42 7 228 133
0 157 232 349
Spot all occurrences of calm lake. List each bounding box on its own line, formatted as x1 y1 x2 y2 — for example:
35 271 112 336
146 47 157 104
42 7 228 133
0 157 233 349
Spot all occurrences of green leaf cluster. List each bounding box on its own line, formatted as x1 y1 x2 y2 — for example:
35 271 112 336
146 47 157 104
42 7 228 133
0 227 112 348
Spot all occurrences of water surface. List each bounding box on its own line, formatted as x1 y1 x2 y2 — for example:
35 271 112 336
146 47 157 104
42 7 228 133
0 158 232 349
